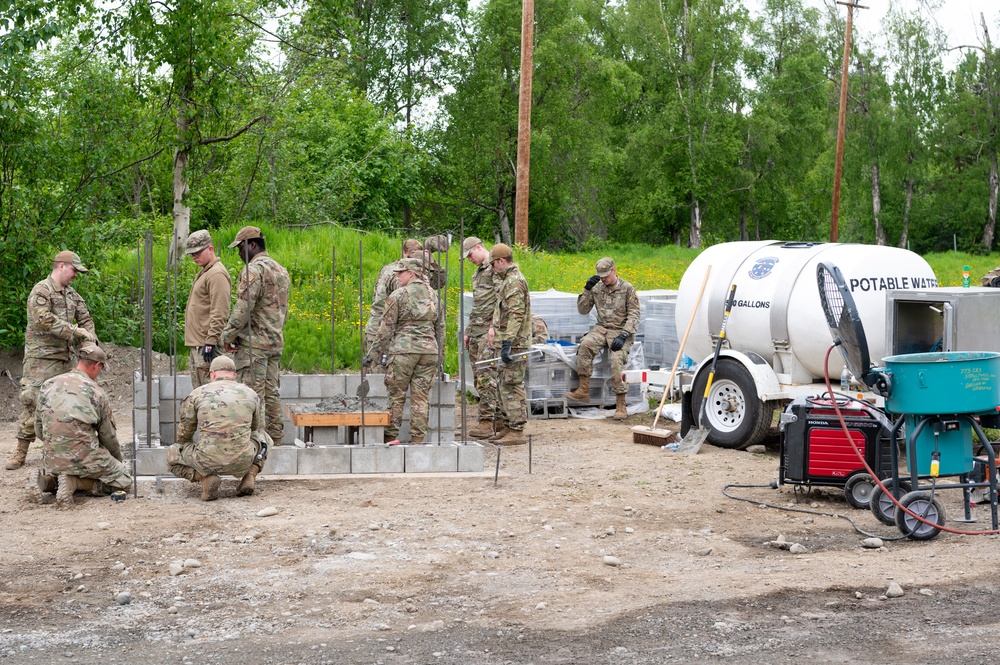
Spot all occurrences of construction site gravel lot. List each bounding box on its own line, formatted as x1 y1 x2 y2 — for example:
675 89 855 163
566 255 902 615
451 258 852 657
2 349 1000 663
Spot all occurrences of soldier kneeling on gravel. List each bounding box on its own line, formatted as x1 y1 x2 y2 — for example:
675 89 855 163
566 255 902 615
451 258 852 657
33 344 132 505
166 356 271 501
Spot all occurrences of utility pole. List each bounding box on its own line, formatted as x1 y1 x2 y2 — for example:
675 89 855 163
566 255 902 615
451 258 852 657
830 0 866 243
514 0 534 247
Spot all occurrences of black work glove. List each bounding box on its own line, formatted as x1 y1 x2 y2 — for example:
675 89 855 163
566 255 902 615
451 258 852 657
501 340 513 365
610 333 628 352
991 276 1000 288
202 345 217 364
585 275 600 291
361 354 373 367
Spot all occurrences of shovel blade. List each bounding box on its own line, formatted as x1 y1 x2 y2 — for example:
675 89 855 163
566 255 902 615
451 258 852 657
674 427 709 455
356 378 370 398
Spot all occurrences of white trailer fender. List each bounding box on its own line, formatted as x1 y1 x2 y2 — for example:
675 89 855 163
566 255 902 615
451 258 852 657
689 350 782 400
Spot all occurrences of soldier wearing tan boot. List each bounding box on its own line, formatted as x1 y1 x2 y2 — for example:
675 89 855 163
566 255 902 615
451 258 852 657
564 258 639 420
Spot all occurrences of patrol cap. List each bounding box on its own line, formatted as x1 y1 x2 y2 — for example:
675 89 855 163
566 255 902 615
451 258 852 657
490 243 513 262
54 250 88 273
402 238 423 255
462 237 483 259
228 225 264 248
393 258 424 274
425 234 450 253
185 230 212 255
78 344 107 365
210 356 236 372
595 257 616 277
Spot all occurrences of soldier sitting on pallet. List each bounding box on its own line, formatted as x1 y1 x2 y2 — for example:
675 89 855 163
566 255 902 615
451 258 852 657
565 257 640 420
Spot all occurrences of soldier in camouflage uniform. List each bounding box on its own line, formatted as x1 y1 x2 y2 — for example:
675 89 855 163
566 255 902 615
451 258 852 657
486 243 531 445
531 315 549 344
220 226 290 446
33 345 131 506
7 250 98 471
365 239 423 351
184 230 232 388
461 237 501 439
365 258 442 444
166 356 271 501
565 257 640 419
981 266 1000 287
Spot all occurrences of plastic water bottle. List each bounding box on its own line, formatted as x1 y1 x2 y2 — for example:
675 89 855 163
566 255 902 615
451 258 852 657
962 265 971 288
840 367 850 392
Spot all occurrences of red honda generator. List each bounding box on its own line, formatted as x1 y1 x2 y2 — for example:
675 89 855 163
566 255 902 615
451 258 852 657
779 395 898 509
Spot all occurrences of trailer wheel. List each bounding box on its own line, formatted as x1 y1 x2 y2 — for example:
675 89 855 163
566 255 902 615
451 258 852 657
894 491 946 541
869 480 912 525
691 359 774 449
844 473 875 509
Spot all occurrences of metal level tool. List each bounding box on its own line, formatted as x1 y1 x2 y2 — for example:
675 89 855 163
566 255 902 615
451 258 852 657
474 349 540 369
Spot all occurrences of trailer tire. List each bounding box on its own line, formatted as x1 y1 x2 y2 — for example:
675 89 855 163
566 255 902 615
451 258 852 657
691 359 774 449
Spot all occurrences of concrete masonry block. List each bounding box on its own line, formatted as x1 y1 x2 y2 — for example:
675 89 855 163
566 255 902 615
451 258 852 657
298 375 324 399
311 426 341 446
160 422 175 446
397 422 453 444
133 377 159 409
351 445 404 473
264 445 298 475
298 446 352 474
158 374 192 400
458 442 486 472
278 374 300 399
345 373 388 398
158 400 178 423
135 447 170 476
134 409 160 437
281 418 297 445
320 375 347 397
404 444 458 473
429 381 456 406
347 426 384 446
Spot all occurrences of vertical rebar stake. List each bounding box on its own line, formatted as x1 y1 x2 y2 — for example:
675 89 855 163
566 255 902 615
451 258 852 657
331 246 336 372
494 445 502 487
528 434 532 474
141 230 153 499
458 219 466 443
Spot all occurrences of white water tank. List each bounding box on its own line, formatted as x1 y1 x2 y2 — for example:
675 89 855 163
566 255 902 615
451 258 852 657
676 241 938 383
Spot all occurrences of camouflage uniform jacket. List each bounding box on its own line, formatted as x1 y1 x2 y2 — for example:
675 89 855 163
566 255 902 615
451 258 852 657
34 369 123 469
221 252 290 354
577 277 639 335
184 257 232 347
25 276 96 361
467 263 497 338
370 277 442 357
982 266 1000 287
531 315 549 344
366 261 402 339
176 378 263 473
492 264 532 351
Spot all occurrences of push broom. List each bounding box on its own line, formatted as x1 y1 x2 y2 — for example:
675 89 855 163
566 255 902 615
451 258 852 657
632 266 711 446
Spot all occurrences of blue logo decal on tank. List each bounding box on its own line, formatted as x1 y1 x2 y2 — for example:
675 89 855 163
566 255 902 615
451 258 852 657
748 257 778 280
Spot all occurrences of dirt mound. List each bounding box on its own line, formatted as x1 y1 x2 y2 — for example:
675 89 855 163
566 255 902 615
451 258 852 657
0 344 171 422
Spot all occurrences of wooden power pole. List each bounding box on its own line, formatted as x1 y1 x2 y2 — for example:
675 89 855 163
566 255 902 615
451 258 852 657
514 0 534 247
830 0 866 243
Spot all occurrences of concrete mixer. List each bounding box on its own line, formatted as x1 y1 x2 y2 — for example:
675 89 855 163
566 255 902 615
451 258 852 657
674 241 938 449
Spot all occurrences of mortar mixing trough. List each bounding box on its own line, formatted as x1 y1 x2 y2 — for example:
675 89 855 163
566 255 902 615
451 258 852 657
817 262 1000 540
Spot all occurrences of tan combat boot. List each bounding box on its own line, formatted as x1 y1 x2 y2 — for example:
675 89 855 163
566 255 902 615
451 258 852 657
56 474 80 505
237 464 261 497
410 435 425 445
5 439 31 470
488 423 510 441
614 393 628 420
468 419 495 439
201 474 222 501
565 377 590 402
493 429 526 446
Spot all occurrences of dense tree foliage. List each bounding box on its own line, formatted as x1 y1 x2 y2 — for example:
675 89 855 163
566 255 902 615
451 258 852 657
1 0 999 347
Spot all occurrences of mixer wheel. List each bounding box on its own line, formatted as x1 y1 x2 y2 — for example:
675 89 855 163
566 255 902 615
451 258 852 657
869 480 912 525
894 491 946 541
691 359 774 449
844 473 875 509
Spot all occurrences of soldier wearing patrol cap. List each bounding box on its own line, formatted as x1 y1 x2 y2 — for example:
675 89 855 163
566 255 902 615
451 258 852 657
485 243 531 445
166 354 271 501
184 230 232 388
366 239 424 350
461 236 501 438
7 250 98 471
565 257 639 419
220 226 290 446
364 258 443 444
33 344 132 506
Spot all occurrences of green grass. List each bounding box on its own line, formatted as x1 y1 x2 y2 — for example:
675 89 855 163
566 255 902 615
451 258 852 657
83 226 1000 374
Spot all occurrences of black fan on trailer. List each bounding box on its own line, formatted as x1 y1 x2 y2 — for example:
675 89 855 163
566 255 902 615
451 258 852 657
815 262 891 396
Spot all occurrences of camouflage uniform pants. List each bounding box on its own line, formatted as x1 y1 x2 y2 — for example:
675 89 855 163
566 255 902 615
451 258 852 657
576 328 633 395
17 357 74 442
467 333 499 420
189 347 233 388
166 437 263 481
41 447 132 492
385 353 438 441
494 354 527 431
237 352 283 444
